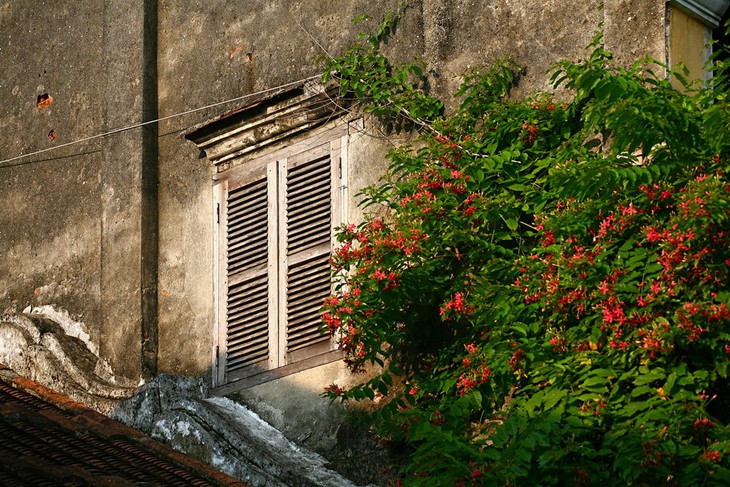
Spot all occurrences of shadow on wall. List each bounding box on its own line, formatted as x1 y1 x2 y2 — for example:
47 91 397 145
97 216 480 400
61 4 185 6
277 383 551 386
0 306 391 487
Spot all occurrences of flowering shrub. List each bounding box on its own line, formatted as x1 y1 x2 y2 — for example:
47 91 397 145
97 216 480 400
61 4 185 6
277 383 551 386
322 19 730 486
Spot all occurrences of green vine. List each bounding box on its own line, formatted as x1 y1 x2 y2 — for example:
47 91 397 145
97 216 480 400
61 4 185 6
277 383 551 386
322 3 443 131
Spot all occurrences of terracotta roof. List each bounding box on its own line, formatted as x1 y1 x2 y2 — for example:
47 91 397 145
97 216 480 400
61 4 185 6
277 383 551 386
0 364 248 487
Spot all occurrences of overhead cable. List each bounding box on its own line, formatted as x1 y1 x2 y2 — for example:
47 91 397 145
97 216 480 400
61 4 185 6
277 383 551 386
0 74 321 168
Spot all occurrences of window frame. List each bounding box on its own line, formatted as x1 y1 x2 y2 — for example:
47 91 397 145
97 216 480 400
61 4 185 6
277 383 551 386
212 124 352 391
670 0 729 28
667 0 730 86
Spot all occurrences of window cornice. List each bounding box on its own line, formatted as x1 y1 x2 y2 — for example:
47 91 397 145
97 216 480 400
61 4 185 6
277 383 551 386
671 0 730 27
184 82 346 170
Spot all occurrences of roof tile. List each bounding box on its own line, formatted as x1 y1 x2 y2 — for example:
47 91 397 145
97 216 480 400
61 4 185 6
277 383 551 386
0 365 248 486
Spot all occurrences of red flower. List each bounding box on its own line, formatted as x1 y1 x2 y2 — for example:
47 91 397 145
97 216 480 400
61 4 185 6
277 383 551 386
542 231 556 246
645 226 665 243
693 418 715 430
441 292 475 317
325 384 344 395
703 450 721 463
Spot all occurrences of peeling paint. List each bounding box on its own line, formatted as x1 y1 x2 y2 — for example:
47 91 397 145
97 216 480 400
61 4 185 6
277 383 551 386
112 375 371 486
36 92 52 109
24 305 97 355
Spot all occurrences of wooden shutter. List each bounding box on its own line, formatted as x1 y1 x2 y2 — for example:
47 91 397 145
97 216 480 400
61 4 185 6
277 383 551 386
217 163 274 382
283 145 336 363
214 124 351 387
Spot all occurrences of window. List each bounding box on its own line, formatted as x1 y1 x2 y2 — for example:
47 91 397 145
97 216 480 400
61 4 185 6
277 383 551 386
212 125 349 388
668 0 730 86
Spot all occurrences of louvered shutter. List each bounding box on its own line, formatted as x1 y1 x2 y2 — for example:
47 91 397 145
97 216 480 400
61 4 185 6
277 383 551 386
216 163 275 383
214 125 350 387
282 144 336 363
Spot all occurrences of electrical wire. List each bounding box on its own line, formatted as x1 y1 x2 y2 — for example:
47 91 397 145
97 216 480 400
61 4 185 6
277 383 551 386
0 74 321 168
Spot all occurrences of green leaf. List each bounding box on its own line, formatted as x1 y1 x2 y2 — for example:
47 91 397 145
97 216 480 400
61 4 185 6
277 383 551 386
542 388 565 411
622 400 652 417
512 324 528 336
717 361 729 379
664 372 677 394
591 368 616 378
634 371 665 386
470 390 483 409
631 385 655 397
583 376 609 387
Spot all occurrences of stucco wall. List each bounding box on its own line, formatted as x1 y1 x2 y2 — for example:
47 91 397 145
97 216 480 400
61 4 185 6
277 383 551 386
0 0 160 379
1 1 669 384
0 1 106 342
153 0 667 378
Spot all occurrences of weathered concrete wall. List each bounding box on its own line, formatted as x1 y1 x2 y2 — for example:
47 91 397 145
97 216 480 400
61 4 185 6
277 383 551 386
0 0 679 482
0 1 106 341
0 0 159 380
152 0 667 377
1 0 669 383
100 0 160 380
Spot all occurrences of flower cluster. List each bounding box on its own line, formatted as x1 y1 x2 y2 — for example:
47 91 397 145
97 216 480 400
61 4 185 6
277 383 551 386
439 292 475 320
456 343 493 395
516 155 730 365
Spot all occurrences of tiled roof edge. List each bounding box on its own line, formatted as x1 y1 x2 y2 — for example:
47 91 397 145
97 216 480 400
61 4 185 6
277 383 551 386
0 363 249 487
